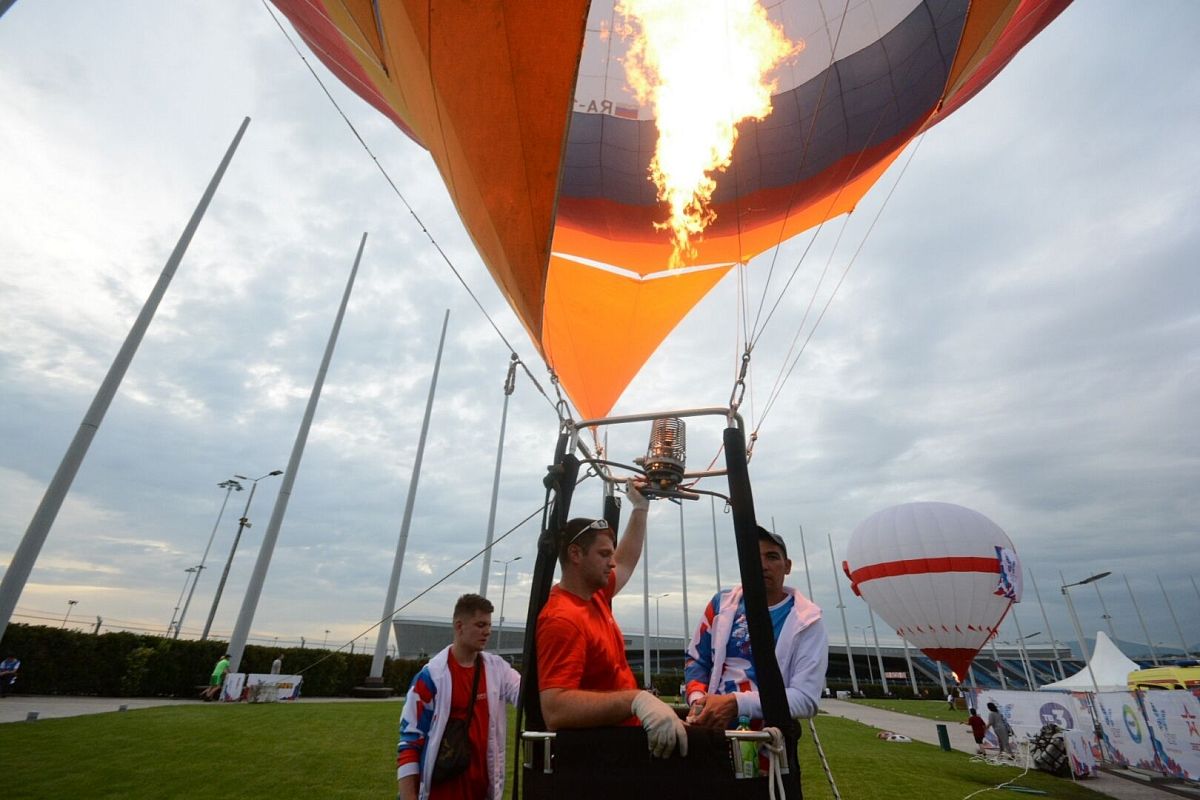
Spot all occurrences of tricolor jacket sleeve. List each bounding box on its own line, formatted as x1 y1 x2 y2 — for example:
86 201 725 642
397 665 437 778
683 592 721 705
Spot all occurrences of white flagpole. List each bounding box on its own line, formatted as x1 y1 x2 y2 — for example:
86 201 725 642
368 309 450 681
0 117 251 645
478 356 517 596
227 233 365 671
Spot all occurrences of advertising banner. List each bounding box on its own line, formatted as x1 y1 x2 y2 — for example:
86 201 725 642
245 673 303 701
968 688 1101 775
1139 690 1200 780
219 672 302 702
221 672 245 702
1094 691 1159 770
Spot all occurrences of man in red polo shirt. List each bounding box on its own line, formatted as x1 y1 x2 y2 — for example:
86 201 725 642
537 480 687 759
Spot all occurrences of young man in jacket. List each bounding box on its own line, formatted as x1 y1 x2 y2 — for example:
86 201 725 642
397 593 521 800
684 526 828 728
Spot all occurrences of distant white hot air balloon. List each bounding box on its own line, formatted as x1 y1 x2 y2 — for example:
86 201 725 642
844 501 1022 679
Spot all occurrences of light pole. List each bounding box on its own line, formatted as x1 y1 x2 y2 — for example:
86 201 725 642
61 599 78 629
1061 570 1111 695
653 593 669 676
167 566 199 635
175 478 243 638
201 470 282 640
323 630 330 649
495 556 522 654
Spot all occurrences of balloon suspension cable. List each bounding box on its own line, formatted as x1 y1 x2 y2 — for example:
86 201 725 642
747 0 852 343
260 0 561 418
754 133 927 440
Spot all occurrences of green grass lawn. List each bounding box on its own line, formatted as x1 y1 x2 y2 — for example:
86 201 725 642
1 701 1105 799
846 696 972 723
800 714 1101 799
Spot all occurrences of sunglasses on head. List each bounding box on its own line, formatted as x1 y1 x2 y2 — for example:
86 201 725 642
566 519 610 546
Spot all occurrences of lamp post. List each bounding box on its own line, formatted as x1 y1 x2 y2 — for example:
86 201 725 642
323 630 330 649
167 566 199 636
653 593 669 676
201 470 282 640
495 556 522 654
1061 571 1111 695
61 599 78 629
175 478 243 638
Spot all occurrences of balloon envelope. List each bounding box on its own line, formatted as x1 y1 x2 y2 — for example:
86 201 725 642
270 0 1071 418
844 501 1021 679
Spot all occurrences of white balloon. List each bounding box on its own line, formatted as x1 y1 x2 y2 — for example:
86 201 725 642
844 501 1021 679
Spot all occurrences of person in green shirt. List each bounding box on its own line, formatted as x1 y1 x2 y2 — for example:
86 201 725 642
203 654 232 701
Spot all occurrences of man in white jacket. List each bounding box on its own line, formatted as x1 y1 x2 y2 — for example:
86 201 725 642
684 526 828 729
397 594 521 800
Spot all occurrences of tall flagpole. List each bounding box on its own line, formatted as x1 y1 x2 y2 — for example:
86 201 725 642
227 232 364 671
368 309 450 682
1029 569 1066 680
642 527 652 689
1125 575 1158 665
1158 575 1190 656
478 355 517 596
0 117 250 645
678 502 689 640
829 533 858 694
710 496 721 591
798 524 814 598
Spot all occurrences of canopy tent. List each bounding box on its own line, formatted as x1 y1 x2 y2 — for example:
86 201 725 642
1038 631 1140 692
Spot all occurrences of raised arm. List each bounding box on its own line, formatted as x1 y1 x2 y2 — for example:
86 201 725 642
613 480 648 594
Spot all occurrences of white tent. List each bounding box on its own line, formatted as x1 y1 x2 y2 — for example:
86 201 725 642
1038 631 1140 692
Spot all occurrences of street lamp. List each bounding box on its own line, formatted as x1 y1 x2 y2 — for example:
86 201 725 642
494 556 522 654
201 470 282 640
653 593 670 675
323 630 330 649
1061 571 1111 695
61 599 78 629
167 566 199 636
174 478 243 638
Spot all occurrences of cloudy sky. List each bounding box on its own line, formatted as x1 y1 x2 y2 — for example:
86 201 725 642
1 1 1196 661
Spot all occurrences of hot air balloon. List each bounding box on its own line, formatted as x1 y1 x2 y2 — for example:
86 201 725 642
268 0 1072 420
843 501 1023 680
264 4 1067 797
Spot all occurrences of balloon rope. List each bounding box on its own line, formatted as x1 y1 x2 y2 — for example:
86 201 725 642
260 0 560 418
754 134 927 435
746 0 853 340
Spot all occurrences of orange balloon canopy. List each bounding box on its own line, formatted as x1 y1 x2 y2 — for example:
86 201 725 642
271 0 1070 419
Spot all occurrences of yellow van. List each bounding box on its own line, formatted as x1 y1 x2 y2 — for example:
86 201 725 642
1127 665 1200 691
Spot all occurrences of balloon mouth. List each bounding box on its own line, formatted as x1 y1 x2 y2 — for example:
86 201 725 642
923 649 980 682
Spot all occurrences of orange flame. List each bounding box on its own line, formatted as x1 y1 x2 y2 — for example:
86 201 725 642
618 0 801 267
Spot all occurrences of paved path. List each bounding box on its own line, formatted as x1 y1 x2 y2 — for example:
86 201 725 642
817 698 1180 800
0 694 401 725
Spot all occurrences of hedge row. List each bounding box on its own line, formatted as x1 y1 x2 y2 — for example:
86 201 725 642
0 624 423 698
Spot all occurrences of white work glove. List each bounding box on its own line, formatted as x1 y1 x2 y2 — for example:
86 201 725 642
626 479 650 512
631 690 688 758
